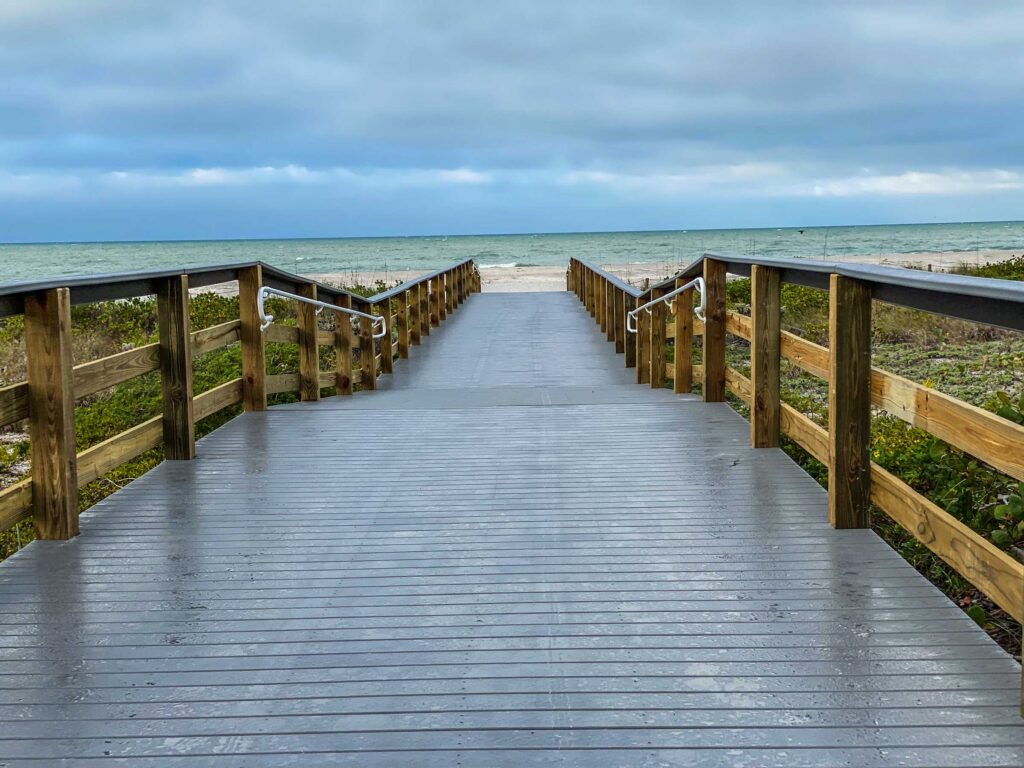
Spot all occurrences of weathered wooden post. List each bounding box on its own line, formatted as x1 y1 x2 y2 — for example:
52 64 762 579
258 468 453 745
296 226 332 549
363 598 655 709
396 290 410 359
156 274 195 458
673 278 693 394
238 265 267 411
359 302 377 391
602 280 610 342
418 282 430 337
613 288 625 354
445 272 455 316
409 285 422 347
828 274 872 528
430 276 442 327
636 293 651 385
334 294 353 395
702 258 727 402
625 295 638 369
750 265 781 447
376 299 394 375
297 283 321 400
24 287 78 539
650 285 667 389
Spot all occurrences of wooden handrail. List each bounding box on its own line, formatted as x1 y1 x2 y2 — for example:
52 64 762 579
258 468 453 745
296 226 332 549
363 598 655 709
569 255 1024 631
0 259 478 543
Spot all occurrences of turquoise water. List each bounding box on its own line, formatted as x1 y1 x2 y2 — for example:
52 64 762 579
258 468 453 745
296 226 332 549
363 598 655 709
1 221 1022 283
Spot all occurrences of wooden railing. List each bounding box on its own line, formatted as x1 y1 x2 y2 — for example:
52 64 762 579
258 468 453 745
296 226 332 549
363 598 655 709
569 255 1024 638
0 258 478 542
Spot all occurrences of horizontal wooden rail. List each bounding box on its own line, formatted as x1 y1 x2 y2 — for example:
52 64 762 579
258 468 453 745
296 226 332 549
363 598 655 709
569 253 1024 645
0 259 478 543
719 309 1024 483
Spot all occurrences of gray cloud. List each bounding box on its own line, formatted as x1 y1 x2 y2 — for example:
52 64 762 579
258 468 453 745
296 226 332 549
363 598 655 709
1 1 1023 239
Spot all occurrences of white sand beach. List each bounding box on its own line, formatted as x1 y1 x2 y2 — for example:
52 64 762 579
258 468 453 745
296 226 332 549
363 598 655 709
307 248 1021 293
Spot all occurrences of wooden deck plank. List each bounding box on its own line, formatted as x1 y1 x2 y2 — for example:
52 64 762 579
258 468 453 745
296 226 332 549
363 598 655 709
0 291 1020 766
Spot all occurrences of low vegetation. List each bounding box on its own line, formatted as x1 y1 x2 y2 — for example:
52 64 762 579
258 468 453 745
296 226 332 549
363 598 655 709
0 279 390 560
710 256 1024 656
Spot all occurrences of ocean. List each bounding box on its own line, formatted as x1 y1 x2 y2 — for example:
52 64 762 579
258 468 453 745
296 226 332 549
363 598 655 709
1 221 1022 284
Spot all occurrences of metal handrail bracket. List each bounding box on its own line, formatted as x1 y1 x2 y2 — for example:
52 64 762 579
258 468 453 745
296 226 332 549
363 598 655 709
257 286 387 338
626 277 705 333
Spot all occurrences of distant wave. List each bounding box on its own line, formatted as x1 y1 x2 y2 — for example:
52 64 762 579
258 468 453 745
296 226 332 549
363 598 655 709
477 262 518 269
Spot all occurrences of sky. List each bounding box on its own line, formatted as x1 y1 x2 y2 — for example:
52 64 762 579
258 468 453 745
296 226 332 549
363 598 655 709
2 0 1023 242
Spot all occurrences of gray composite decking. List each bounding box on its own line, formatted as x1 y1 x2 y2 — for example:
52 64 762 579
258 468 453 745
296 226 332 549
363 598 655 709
0 291 1022 766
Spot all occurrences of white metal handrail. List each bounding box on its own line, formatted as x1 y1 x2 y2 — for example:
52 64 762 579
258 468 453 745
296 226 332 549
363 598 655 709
626 277 706 333
257 286 387 338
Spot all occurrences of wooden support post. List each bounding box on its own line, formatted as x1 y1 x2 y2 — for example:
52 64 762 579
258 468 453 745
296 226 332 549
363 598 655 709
334 294 353 395
750 265 781 447
419 282 430 337
454 267 463 305
238 265 266 412
828 274 872 529
359 305 377 391
673 278 693 394
377 300 394 374
438 277 448 322
589 272 597 317
702 258 727 402
613 288 625 354
156 275 195 459
396 291 410 358
430 276 441 326
599 279 608 334
650 286 667 389
445 272 455 316
409 285 422 346
636 294 650 384
297 284 321 401
602 280 610 342
25 287 78 540
625 295 638 369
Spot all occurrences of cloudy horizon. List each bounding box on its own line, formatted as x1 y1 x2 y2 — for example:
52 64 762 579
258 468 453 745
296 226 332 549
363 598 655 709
2 1 1023 242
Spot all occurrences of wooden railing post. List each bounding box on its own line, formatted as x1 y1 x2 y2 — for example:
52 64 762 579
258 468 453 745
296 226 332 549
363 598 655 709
602 280 610 342
359 303 377 391
430 276 442 327
828 274 872 528
613 288 625 354
625 295 638 369
377 299 394 374
445 272 455 316
238 265 266 412
156 274 195 459
438 278 448 323
599 279 608 335
636 294 651 385
410 285 422 346
650 286 667 389
24 287 78 540
702 258 727 402
673 278 693 394
334 294 353 395
750 265 781 447
396 290 410 359
419 282 431 337
455 267 464 305
297 283 321 400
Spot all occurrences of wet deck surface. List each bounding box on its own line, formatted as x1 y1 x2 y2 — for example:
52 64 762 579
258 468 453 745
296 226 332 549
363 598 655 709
1 292 1022 766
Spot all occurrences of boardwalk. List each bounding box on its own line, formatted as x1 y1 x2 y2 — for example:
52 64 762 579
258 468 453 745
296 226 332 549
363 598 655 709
1 291 1023 766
